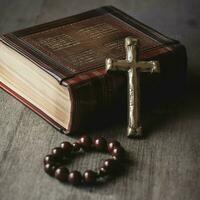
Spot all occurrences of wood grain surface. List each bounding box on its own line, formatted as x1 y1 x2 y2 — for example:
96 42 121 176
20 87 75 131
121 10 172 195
0 0 200 200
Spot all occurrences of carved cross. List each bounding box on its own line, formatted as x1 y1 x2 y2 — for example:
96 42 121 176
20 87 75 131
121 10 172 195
105 37 160 137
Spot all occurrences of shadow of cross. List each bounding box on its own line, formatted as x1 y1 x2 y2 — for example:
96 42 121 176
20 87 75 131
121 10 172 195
105 37 160 138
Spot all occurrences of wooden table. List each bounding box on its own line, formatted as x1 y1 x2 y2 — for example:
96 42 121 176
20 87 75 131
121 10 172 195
0 0 200 199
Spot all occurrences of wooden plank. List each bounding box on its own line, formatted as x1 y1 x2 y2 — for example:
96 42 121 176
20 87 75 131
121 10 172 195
0 0 200 200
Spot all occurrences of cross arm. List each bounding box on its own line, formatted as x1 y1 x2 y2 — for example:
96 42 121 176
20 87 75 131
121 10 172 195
136 61 160 73
105 58 130 72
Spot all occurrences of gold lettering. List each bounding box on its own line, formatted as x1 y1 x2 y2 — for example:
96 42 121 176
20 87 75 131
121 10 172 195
38 34 80 51
78 23 120 39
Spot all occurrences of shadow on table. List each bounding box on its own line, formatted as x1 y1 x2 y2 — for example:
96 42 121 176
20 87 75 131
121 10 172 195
142 69 200 138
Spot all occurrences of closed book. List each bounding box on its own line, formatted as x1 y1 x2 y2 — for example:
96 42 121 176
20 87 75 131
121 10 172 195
0 6 187 134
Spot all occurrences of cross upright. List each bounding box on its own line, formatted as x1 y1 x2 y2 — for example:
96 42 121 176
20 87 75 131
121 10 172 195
105 37 160 138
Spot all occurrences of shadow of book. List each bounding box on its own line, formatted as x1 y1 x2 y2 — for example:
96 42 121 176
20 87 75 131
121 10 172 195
142 69 200 138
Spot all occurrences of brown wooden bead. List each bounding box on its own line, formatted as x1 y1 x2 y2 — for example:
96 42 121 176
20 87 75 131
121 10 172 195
83 170 97 184
44 163 57 176
60 142 73 154
72 142 81 152
94 137 107 151
43 154 56 164
111 146 125 160
98 166 108 177
55 166 69 182
108 141 121 153
68 171 82 185
79 135 92 150
51 147 63 158
103 159 117 172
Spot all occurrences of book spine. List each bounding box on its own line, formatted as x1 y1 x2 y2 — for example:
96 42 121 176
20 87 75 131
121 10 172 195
64 44 187 133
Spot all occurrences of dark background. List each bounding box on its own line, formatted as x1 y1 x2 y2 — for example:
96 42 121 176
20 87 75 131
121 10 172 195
0 0 200 200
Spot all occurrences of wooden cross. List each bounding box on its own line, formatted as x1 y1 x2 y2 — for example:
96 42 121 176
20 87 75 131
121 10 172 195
105 37 160 138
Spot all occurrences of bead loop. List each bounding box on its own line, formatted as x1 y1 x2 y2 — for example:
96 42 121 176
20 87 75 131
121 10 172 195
43 136 126 186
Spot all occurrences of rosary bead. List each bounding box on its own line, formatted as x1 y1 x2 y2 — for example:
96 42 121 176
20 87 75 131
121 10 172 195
44 163 58 176
60 142 73 154
103 159 117 172
72 142 81 152
83 170 97 184
94 137 107 151
79 135 92 150
55 166 69 182
51 147 64 158
108 141 121 153
43 154 56 164
111 146 125 160
68 171 82 185
98 166 108 177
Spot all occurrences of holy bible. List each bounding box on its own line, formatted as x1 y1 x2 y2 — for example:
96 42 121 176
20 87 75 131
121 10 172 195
0 6 187 134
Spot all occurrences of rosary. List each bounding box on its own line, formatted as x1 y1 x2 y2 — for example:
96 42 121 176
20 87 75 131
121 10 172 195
44 135 126 185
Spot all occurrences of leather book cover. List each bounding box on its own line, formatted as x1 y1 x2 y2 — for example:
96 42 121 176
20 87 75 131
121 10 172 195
0 6 187 133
